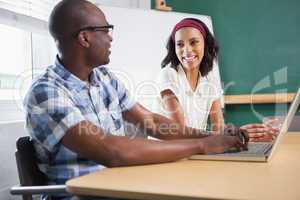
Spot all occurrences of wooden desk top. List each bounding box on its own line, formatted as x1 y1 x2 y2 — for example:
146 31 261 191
66 133 300 200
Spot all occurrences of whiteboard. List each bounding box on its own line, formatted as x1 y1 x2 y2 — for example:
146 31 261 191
101 6 222 110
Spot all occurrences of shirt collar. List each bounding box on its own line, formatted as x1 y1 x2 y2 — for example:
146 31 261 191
177 65 208 95
53 56 101 91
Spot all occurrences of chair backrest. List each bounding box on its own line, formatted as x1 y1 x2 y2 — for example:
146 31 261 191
15 136 47 186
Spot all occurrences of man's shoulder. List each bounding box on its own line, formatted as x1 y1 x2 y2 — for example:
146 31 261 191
24 66 65 106
29 67 60 92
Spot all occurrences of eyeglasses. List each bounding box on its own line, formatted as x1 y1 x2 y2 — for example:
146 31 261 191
73 25 114 37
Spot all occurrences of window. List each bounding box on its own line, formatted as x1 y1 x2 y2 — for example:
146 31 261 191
0 1 57 122
0 0 60 21
0 24 31 101
0 23 56 122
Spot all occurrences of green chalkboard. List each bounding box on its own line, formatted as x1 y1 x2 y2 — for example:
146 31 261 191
152 0 300 125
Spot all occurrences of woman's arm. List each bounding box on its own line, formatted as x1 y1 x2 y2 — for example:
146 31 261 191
161 90 225 133
160 89 186 127
209 99 225 133
209 100 276 141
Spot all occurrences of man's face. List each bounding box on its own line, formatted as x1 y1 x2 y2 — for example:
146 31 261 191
83 6 113 67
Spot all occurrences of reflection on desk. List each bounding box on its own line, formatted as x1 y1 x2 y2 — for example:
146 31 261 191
67 133 300 200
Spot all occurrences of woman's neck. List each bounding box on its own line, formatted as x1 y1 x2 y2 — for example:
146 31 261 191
183 66 201 92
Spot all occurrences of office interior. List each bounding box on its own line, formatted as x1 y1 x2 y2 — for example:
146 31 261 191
0 0 299 200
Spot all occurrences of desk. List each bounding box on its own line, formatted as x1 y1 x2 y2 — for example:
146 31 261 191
66 133 300 200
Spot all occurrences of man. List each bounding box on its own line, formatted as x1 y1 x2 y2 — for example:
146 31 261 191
23 0 248 199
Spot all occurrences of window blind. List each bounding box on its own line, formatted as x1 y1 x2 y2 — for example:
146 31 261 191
0 0 104 20
0 0 60 21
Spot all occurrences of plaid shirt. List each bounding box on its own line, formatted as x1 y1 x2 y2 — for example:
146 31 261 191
23 57 136 187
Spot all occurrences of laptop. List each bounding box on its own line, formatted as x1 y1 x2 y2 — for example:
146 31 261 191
189 87 300 162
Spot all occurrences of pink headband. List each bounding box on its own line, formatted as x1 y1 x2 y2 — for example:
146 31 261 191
171 18 207 41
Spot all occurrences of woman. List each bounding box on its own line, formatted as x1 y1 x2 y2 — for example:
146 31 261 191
157 18 276 141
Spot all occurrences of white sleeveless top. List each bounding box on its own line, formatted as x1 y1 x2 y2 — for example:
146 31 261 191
156 65 222 130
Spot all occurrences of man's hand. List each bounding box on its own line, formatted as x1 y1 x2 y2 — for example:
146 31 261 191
221 124 249 146
240 124 279 142
200 134 247 154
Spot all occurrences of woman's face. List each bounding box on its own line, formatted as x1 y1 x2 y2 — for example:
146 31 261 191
175 27 205 71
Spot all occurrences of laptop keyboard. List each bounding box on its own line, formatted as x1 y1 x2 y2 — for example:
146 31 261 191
223 142 273 155
241 142 273 154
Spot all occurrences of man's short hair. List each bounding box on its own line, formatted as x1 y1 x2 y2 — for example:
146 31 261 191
49 0 90 40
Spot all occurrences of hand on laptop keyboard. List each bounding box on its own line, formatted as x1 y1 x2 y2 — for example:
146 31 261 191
240 124 279 142
201 128 249 154
222 125 249 144
221 125 249 152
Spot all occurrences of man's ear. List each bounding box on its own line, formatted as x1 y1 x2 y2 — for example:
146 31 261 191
77 32 90 48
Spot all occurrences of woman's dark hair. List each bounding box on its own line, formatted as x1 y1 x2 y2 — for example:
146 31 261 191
161 18 219 76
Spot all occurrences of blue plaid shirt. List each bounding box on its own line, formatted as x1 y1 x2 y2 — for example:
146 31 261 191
23 57 136 187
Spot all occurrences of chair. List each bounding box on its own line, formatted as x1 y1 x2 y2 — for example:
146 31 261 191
10 136 66 200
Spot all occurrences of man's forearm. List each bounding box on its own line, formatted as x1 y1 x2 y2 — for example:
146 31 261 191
63 121 206 167
144 113 212 140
